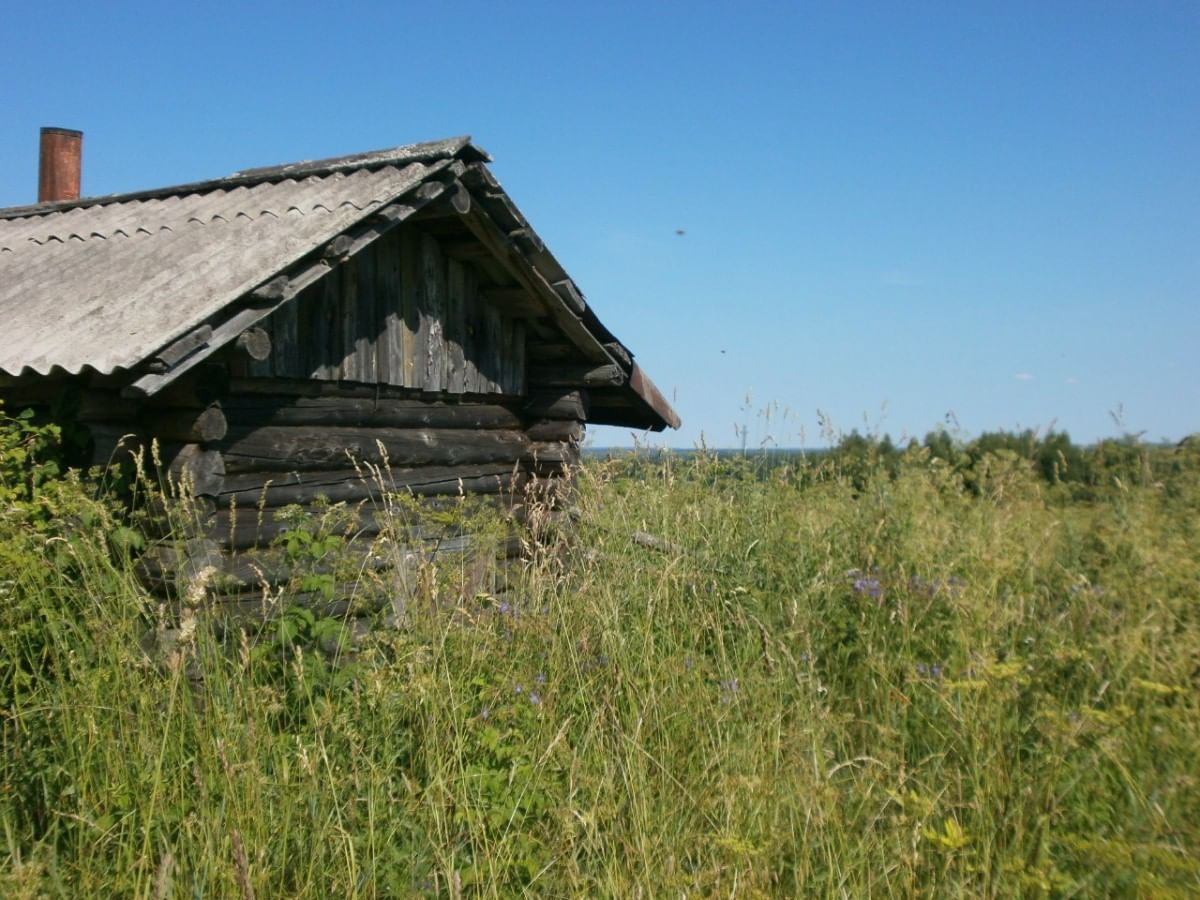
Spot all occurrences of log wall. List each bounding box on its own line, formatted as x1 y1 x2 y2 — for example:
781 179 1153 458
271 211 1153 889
0 376 585 626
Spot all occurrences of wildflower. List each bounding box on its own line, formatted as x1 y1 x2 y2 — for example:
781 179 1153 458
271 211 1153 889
529 691 541 706
916 663 929 677
480 704 490 721
535 672 547 684
931 664 943 678
853 578 881 598
514 684 523 695
498 601 511 615
684 654 694 671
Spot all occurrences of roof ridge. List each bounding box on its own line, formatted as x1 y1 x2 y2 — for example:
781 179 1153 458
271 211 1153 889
0 135 489 220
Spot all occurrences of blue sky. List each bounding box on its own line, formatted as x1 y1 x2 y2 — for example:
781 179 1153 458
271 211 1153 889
2 2 1196 447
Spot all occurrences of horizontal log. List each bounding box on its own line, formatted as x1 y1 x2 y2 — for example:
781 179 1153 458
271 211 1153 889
551 279 586 316
411 180 471 217
247 276 290 307
169 596 357 631
164 538 523 621
603 341 632 369
136 538 225 593
143 405 228 443
162 443 226 497
148 325 212 373
209 504 525 552
223 376 528 404
76 391 142 422
217 463 523 509
234 327 272 361
217 426 529 473
525 419 585 443
523 389 589 421
509 228 544 256
220 396 523 430
137 495 216 541
523 440 582 466
138 541 398 594
528 364 624 387
87 423 145 469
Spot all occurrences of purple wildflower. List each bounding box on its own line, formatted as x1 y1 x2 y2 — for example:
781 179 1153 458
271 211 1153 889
916 663 929 677
529 691 541 706
480 704 490 721
535 672 547 685
931 664 943 678
514 684 523 695
853 577 882 598
498 601 511 615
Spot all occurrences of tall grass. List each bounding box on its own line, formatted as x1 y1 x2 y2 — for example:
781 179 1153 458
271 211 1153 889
2 443 1198 896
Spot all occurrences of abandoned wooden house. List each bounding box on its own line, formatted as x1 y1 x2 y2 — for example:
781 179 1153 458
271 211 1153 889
0 128 679 612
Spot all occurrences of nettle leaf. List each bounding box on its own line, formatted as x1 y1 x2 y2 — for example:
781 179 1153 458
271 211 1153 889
312 617 344 645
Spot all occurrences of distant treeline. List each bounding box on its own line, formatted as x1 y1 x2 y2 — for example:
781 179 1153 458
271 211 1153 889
827 429 1197 494
591 429 1200 498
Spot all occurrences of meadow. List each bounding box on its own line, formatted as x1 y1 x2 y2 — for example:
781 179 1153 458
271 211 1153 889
2 414 1198 897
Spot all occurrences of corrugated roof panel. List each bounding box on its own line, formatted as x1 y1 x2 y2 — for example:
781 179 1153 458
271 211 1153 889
0 161 434 375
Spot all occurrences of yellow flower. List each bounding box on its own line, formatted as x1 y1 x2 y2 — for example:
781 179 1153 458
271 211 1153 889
923 818 971 850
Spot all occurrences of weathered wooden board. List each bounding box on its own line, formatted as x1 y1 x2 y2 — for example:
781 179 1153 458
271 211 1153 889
401 227 423 389
446 258 468 393
272 295 301 378
378 230 404 387
354 245 377 383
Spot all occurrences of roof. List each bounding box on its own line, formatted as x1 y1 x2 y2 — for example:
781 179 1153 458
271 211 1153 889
0 137 679 430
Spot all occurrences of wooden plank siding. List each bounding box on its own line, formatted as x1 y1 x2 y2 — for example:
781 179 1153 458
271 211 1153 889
255 224 525 396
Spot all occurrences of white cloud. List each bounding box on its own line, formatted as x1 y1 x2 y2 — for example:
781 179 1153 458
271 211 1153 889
1014 372 1034 381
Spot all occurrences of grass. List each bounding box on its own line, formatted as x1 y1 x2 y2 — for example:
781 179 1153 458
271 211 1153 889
1 442 1198 896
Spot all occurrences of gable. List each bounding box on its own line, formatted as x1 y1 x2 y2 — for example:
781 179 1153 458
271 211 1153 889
246 223 526 396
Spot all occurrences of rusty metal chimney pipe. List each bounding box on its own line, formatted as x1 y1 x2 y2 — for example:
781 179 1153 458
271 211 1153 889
38 127 83 203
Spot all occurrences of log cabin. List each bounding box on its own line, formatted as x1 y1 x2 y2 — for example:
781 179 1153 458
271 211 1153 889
0 130 679 615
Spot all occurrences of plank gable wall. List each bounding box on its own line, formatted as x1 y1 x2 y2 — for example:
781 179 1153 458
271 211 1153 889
260 224 525 396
